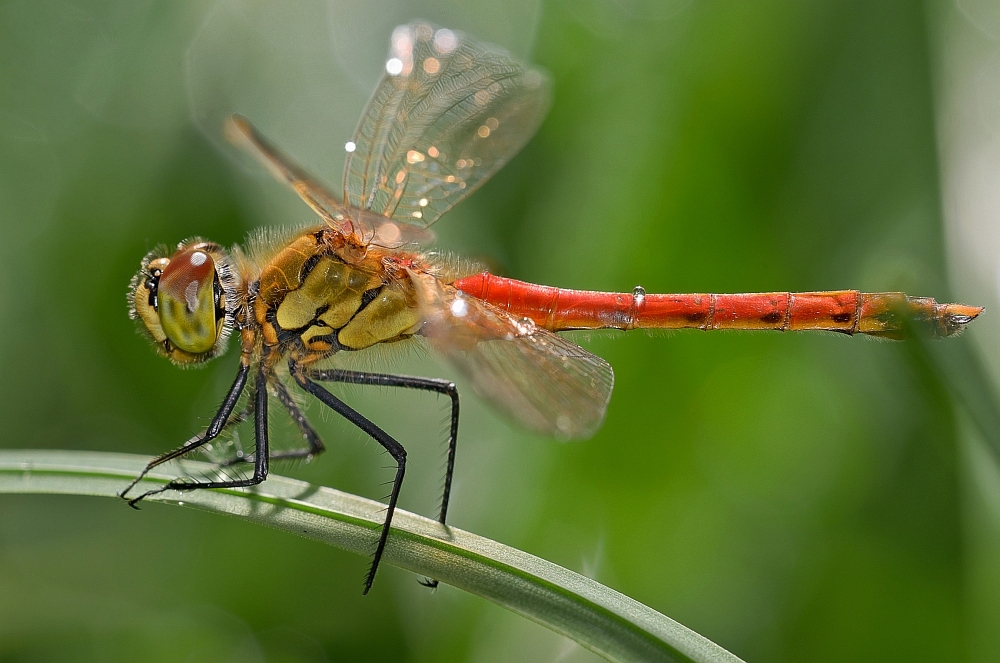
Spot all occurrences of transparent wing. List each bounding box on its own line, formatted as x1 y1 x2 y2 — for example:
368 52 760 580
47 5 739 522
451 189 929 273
226 115 350 228
409 271 613 439
225 115 433 247
344 22 550 227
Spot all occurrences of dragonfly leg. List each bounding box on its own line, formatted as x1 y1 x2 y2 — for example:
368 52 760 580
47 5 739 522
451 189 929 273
119 362 251 504
306 367 458 590
221 378 325 466
291 362 406 595
306 368 459 525
122 364 270 506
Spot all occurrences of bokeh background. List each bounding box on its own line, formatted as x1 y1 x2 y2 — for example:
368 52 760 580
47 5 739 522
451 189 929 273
1 0 999 661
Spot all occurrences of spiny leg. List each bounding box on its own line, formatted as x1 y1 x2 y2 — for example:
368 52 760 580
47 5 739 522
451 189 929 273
119 362 251 504
222 377 325 466
307 368 459 525
123 363 270 506
308 368 459 590
291 362 406 595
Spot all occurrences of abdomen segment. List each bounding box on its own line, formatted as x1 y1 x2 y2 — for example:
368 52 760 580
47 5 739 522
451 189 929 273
452 273 983 340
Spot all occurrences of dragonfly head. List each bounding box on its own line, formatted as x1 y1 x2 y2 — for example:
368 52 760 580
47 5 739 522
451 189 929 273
129 239 238 365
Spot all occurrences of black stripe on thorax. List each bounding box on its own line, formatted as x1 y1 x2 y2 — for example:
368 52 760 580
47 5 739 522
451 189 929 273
298 253 323 284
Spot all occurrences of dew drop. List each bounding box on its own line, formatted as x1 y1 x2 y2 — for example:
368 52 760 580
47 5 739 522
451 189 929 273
386 57 404 76
433 29 457 54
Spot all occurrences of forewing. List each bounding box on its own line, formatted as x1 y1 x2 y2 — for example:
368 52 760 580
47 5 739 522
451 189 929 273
409 271 613 439
344 22 550 227
226 115 350 227
225 115 431 247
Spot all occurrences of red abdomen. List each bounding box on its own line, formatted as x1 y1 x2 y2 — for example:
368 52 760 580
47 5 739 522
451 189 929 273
452 272 983 339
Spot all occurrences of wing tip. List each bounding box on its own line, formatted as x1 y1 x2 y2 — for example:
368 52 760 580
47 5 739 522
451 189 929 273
223 113 254 147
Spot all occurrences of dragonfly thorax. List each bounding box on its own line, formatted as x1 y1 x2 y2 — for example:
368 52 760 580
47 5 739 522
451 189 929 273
254 227 422 363
129 239 237 365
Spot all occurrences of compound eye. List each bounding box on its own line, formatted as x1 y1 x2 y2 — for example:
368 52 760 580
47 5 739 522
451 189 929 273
157 248 220 354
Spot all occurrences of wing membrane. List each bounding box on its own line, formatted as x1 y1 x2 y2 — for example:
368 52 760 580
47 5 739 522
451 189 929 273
409 271 613 439
226 115 350 229
345 22 550 227
225 115 433 247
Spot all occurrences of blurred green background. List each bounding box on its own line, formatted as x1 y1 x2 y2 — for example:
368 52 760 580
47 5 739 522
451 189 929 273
1 0 998 661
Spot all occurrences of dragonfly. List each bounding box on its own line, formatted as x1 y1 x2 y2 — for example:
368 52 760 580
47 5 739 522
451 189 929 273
120 21 984 593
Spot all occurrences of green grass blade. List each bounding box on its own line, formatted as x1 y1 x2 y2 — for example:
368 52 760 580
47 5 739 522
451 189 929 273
0 449 742 663
916 335 1000 464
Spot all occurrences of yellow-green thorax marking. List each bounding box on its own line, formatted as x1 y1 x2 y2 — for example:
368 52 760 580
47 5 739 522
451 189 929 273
254 227 421 363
